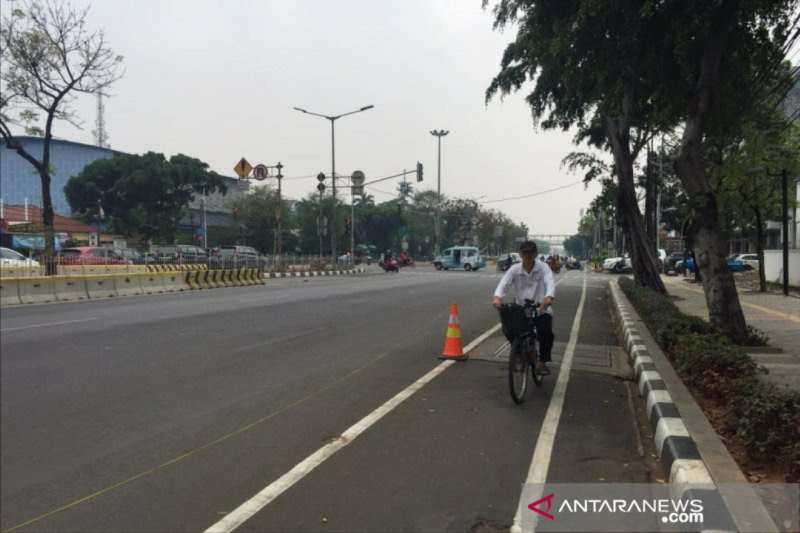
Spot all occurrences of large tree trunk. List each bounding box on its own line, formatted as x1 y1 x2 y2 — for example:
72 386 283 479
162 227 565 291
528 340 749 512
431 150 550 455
753 207 767 292
39 171 57 276
605 116 667 294
673 0 747 343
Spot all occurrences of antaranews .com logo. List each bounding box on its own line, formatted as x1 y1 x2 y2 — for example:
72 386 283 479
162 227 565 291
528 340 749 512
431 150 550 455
529 493 704 524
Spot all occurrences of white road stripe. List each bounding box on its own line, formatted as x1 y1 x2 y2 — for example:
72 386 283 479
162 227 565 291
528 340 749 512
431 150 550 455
205 321 502 533
240 295 291 302
0 317 99 333
512 271 588 533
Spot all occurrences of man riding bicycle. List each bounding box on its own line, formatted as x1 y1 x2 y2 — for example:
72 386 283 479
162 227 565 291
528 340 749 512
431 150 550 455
492 240 556 375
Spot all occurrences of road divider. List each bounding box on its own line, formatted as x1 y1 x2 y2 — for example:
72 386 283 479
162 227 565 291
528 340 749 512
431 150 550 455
17 276 58 304
0 269 366 306
139 273 167 294
85 275 119 298
115 274 144 297
53 276 89 302
1 277 22 305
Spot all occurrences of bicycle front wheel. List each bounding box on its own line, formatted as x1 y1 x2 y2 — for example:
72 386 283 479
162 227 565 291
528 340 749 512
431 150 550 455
509 338 529 404
530 337 543 386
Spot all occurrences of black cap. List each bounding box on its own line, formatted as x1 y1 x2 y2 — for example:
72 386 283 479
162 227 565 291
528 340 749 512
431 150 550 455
518 240 538 253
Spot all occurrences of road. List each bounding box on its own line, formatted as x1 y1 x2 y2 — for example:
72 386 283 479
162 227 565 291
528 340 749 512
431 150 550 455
1 268 662 532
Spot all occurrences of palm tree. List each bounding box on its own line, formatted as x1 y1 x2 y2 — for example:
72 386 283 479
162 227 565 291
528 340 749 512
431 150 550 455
355 194 375 207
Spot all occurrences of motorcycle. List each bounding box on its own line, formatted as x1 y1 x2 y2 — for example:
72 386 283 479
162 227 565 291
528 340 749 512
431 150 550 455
399 257 416 268
565 260 584 271
496 258 513 272
383 258 400 273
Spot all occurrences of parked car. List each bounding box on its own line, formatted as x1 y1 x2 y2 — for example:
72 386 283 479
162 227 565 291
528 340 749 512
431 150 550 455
214 246 268 269
1 247 40 267
149 245 209 264
729 254 758 271
665 251 684 275
433 246 485 271
112 247 149 264
58 247 130 265
677 257 746 274
603 254 627 272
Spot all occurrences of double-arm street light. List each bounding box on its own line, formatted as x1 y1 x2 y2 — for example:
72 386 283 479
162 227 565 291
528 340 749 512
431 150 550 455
430 130 449 256
294 105 374 262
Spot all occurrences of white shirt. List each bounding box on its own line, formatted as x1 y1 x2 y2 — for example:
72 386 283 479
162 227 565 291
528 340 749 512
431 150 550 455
493 260 556 315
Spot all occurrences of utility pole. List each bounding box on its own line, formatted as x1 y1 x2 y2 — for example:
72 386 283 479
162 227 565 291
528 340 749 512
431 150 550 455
782 168 789 296
430 130 449 255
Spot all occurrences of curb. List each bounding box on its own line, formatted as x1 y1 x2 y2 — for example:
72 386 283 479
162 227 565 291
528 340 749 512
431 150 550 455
608 280 779 533
265 269 364 279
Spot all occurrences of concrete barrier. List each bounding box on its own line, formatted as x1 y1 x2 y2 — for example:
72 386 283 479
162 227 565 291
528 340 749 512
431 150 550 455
85 275 118 299
229 269 241 287
1 277 22 305
53 276 89 302
162 272 185 292
139 273 167 294
254 269 265 285
115 274 144 297
185 271 202 290
1 266 46 278
207 270 221 289
18 276 58 304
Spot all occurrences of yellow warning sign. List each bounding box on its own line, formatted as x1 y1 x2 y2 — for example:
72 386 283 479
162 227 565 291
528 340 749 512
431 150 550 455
234 158 253 179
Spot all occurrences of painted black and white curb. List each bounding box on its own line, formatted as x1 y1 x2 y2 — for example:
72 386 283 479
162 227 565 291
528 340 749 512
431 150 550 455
264 269 364 279
609 280 738 533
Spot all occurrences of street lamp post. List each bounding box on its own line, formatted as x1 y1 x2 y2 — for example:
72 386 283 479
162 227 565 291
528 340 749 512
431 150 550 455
430 130 449 256
294 105 374 263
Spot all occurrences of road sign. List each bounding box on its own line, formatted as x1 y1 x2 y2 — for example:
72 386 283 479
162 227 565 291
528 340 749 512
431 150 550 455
317 182 326 192
234 158 253 179
253 164 269 181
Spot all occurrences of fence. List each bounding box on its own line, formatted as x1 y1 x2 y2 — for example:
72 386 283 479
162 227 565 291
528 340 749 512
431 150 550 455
1 254 362 279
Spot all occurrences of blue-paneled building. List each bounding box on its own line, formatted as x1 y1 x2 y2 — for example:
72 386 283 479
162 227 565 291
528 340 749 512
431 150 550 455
1 136 118 215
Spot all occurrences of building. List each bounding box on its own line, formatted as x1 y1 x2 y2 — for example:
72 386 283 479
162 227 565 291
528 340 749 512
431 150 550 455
1 136 249 245
1 136 118 215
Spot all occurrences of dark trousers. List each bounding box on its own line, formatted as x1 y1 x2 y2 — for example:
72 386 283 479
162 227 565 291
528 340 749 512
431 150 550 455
533 314 555 362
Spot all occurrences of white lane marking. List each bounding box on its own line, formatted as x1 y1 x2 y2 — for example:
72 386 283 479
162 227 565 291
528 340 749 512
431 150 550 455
205 321 502 533
0 317 99 333
240 295 292 302
512 271 588 533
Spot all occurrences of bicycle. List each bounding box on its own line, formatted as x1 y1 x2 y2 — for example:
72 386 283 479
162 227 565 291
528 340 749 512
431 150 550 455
498 299 544 403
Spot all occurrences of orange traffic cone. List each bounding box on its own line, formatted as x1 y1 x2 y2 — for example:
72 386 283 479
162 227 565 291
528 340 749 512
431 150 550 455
440 302 468 361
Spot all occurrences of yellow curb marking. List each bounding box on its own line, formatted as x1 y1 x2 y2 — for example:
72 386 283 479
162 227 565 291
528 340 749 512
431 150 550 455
663 278 800 324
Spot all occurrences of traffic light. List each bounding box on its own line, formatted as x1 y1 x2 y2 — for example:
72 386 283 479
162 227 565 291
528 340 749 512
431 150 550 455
416 162 423 182
197 235 204 244
344 217 351 234
232 206 238 220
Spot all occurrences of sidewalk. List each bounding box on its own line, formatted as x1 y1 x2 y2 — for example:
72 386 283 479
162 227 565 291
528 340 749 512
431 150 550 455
661 275 800 392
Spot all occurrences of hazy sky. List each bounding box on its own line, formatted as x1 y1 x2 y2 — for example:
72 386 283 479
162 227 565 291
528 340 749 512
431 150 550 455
22 0 606 236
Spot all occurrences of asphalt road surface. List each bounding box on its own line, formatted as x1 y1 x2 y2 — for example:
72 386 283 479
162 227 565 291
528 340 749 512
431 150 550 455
1 267 663 533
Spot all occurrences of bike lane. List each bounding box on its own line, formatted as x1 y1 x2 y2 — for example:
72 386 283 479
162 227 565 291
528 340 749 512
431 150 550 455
215 272 661 532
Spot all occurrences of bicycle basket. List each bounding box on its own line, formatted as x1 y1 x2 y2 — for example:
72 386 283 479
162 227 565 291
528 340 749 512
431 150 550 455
499 305 530 341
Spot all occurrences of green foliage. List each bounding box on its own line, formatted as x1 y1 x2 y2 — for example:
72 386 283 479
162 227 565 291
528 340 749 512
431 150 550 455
224 186 295 255
672 334 760 399
727 384 800 470
65 152 227 243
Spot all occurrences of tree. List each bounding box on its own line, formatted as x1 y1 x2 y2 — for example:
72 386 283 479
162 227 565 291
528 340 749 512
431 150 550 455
0 0 123 272
486 0 667 294
65 152 227 243
485 0 797 341
653 0 795 341
226 186 296 255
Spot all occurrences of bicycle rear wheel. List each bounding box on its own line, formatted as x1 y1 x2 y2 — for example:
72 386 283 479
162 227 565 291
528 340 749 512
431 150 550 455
509 338 529 403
